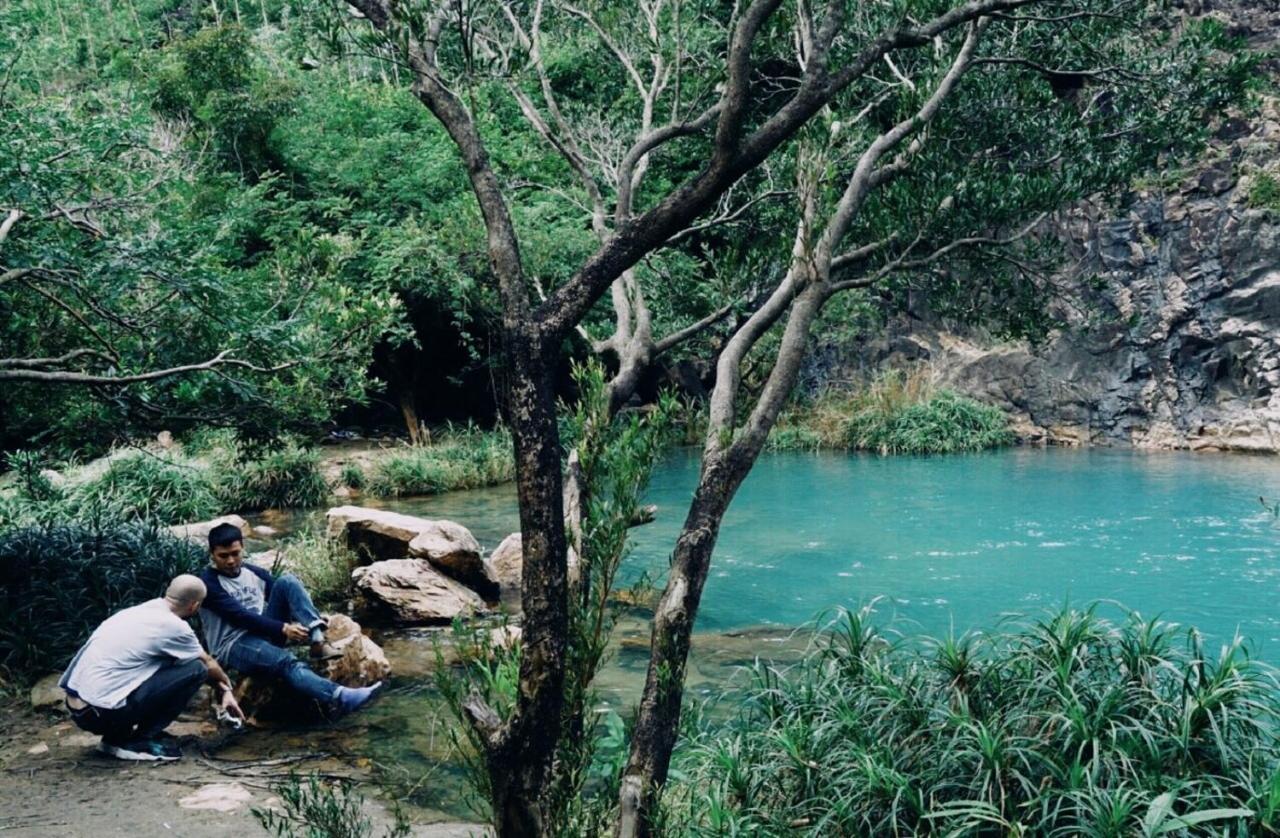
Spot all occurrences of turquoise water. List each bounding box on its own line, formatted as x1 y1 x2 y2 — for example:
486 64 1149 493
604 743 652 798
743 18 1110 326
389 446 1280 650
350 446 1280 817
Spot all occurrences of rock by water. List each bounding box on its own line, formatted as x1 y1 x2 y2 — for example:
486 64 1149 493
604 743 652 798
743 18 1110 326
326 506 492 595
352 559 485 624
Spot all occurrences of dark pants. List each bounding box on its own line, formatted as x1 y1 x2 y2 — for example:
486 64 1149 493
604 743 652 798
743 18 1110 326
224 574 338 704
69 658 206 744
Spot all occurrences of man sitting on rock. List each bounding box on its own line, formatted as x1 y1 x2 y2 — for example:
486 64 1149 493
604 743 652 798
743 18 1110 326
60 574 245 761
198 522 381 716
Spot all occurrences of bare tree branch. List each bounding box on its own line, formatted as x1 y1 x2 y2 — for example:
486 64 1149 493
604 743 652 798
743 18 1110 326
0 350 295 385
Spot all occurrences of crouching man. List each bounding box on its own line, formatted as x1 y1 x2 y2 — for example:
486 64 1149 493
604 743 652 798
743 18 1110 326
198 522 380 717
59 575 244 761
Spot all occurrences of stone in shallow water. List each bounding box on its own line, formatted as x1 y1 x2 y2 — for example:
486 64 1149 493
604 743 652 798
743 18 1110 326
484 532 579 614
326 506 489 593
352 559 484 625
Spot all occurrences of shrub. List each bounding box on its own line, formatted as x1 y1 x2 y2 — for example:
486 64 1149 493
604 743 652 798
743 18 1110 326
368 426 514 498
664 605 1276 835
253 774 408 838
0 524 205 684
213 441 331 511
1248 170 1280 211
847 390 1015 454
769 369 1014 455
71 452 221 524
273 528 358 610
339 462 366 490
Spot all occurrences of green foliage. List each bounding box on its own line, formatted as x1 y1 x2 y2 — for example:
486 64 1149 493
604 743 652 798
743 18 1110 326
211 440 331 511
770 370 1015 455
434 362 677 829
253 774 409 838
0 7 401 457
664 604 1277 836
339 462 366 490
1248 170 1280 211
367 426 514 498
273 527 358 611
0 523 205 684
71 452 222 525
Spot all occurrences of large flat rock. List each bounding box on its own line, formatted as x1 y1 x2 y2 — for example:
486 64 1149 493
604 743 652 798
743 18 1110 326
168 515 250 545
352 559 485 625
326 506 491 594
484 532 579 614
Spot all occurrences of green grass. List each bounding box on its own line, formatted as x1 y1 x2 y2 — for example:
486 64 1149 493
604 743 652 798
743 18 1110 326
662 604 1277 835
339 462 366 490
0 524 205 685
212 440 331 511
367 426 514 498
71 451 222 524
1 435 333 528
769 369 1015 455
1248 170 1280 211
273 527 359 611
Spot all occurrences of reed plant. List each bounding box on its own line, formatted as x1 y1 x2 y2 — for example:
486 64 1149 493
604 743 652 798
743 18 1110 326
770 368 1014 455
367 425 514 498
0 523 205 684
273 527 359 610
211 439 331 511
663 604 1276 836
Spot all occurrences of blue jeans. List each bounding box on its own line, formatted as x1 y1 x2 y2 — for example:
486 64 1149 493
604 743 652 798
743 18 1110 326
225 575 337 704
263 573 326 633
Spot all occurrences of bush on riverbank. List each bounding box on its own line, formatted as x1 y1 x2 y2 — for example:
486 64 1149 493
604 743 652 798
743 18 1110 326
366 426 514 498
0 437 332 528
273 528 359 611
662 605 1276 835
0 524 205 685
769 369 1014 454
210 440 331 511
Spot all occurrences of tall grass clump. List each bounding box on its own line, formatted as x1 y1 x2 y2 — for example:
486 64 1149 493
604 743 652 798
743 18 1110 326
212 439 331 511
368 425 514 498
770 369 1014 455
273 528 359 610
0 524 205 684
664 604 1276 835
253 774 409 838
71 451 221 524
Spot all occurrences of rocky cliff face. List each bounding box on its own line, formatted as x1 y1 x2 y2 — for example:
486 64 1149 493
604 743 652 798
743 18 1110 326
822 1 1280 452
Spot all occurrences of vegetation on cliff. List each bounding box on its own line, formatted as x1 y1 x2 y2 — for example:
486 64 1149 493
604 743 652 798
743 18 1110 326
770 370 1015 455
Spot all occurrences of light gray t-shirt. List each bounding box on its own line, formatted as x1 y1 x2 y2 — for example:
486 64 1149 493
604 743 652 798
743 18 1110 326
59 599 203 709
202 570 267 660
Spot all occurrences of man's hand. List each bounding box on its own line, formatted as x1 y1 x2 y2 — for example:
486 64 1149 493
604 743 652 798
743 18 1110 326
282 622 309 643
219 685 246 722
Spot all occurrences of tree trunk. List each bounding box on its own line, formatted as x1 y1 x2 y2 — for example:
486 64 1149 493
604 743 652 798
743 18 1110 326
398 389 423 445
483 328 570 836
616 452 745 837
617 284 826 836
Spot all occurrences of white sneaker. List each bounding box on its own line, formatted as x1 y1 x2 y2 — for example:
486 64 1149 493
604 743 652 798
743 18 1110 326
97 738 180 762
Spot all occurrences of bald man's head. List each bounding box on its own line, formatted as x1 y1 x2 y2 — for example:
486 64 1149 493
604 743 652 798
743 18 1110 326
165 574 207 617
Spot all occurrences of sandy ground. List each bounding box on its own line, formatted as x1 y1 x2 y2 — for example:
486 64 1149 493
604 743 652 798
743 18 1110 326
0 702 487 837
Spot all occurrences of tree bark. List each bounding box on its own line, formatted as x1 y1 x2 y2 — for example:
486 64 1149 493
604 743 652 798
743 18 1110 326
482 327 569 836
617 283 827 836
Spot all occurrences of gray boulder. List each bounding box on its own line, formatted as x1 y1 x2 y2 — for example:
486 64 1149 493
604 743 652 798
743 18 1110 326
325 506 491 594
352 559 485 624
